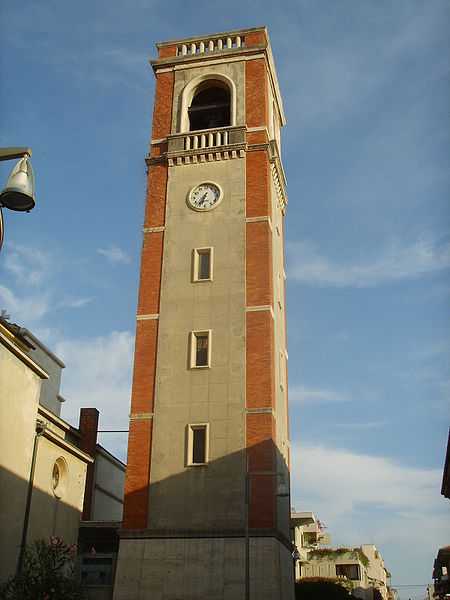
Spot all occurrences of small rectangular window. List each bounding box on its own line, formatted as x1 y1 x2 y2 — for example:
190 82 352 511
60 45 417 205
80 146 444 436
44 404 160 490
190 330 212 368
193 247 213 282
187 423 209 466
196 334 208 365
336 564 360 581
81 558 113 586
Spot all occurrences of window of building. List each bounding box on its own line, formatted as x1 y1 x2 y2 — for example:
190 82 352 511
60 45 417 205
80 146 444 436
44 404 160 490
187 423 209 466
193 247 213 281
190 330 212 368
188 82 230 131
336 564 361 581
81 557 113 586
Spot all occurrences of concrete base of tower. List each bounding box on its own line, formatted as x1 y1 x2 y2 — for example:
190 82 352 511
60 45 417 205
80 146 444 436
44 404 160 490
113 534 295 600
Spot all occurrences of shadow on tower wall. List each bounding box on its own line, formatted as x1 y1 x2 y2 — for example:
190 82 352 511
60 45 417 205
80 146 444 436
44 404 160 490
115 440 294 599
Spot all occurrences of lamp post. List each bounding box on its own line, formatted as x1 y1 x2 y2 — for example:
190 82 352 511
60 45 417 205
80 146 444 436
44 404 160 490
244 466 289 600
0 147 36 251
292 546 300 581
17 420 46 575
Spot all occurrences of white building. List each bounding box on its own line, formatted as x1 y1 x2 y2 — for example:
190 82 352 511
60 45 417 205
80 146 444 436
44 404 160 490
291 510 392 600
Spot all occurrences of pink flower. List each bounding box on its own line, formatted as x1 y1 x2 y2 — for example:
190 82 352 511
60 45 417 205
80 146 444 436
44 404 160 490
51 535 58 545
90 546 96 557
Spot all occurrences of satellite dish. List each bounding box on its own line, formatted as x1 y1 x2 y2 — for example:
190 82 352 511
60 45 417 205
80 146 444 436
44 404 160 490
0 155 35 212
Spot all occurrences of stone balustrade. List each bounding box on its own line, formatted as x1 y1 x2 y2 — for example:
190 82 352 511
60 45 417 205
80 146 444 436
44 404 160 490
166 126 246 166
177 35 244 56
184 129 229 150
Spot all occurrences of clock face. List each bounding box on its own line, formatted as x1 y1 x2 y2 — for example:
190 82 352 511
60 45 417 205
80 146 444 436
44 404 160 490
188 182 222 211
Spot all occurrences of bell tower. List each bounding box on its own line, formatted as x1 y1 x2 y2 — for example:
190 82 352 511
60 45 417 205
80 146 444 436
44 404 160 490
114 27 293 599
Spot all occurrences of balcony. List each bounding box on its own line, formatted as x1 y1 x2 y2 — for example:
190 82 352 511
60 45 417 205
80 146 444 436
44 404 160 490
166 125 246 166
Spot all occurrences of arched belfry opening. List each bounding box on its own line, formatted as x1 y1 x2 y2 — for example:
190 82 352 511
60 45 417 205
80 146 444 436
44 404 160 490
188 81 231 131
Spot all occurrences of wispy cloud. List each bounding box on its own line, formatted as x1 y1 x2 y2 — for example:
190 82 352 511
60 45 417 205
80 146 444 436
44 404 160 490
0 284 51 325
0 243 95 326
288 236 450 288
58 296 93 309
333 420 389 431
281 1 448 131
96 244 130 264
291 442 443 521
3 243 54 286
290 384 348 405
1 239 132 460
56 330 134 461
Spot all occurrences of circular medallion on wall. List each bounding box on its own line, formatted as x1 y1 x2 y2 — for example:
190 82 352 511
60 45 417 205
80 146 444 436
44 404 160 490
187 182 223 211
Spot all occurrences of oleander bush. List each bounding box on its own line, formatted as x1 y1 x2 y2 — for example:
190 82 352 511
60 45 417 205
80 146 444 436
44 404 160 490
0 537 85 600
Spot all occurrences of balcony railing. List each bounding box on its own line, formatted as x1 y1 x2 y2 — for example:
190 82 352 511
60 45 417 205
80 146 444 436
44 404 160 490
184 129 229 150
166 125 246 165
177 35 244 57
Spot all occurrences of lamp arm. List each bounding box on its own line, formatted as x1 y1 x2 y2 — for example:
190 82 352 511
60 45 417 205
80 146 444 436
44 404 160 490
0 147 32 162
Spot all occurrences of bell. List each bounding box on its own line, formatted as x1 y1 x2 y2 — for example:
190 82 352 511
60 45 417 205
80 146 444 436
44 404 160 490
0 155 35 212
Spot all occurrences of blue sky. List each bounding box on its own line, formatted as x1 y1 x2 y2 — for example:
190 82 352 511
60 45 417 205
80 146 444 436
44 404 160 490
1 1 448 597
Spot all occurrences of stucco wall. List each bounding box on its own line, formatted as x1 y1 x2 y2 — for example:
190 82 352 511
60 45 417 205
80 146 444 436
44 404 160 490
0 336 89 583
0 342 43 581
149 154 247 530
28 436 88 545
92 450 125 521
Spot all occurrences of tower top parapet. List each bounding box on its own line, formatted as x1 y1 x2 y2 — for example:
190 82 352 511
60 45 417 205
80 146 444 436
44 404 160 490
150 26 285 126
154 26 268 57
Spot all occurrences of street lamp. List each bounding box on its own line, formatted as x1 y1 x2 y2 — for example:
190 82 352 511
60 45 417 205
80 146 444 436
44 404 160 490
245 466 289 600
0 147 36 250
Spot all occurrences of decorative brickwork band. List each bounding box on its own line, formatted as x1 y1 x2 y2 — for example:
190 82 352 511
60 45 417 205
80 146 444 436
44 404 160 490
144 164 168 230
246 413 277 528
151 71 174 140
246 220 273 307
245 58 268 129
246 150 271 218
122 418 153 529
137 232 164 315
245 62 277 525
246 311 275 411
123 67 173 529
